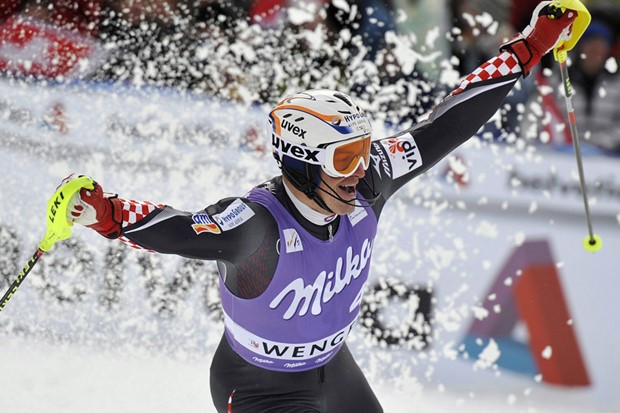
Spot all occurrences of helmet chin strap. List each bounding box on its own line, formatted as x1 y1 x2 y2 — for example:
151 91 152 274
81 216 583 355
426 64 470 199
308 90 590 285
281 164 335 214
312 174 381 211
281 162 381 215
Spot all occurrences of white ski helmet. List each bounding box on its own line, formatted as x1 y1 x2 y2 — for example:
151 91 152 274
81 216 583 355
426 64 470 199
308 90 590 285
269 89 373 180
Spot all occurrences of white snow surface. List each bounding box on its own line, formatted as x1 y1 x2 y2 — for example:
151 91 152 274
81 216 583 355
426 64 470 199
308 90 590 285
0 336 612 413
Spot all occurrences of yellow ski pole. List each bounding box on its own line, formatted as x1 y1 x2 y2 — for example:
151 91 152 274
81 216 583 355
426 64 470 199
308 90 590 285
550 0 602 252
0 176 94 312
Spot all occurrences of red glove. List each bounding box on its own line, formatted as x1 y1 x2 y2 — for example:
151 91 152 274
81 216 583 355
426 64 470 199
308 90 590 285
63 174 123 239
501 1 577 75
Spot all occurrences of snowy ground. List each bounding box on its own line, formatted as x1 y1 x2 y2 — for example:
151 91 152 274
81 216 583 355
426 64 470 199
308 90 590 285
1 336 613 413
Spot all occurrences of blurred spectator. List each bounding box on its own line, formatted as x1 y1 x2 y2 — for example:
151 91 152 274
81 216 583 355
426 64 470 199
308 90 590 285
449 0 533 138
521 16 620 154
0 0 100 36
91 0 195 88
187 1 254 100
0 0 443 128
0 0 103 81
0 1 23 23
352 0 398 61
567 19 620 153
249 0 397 61
509 0 538 32
450 0 513 75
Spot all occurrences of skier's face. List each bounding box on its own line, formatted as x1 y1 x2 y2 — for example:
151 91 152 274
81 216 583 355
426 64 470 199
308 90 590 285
317 163 366 215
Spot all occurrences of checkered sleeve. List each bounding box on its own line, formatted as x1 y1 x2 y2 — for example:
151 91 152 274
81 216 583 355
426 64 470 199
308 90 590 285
450 51 522 96
118 235 155 252
116 198 162 252
118 198 161 227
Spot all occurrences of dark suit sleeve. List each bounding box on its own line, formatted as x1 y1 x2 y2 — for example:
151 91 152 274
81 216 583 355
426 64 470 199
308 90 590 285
363 51 523 215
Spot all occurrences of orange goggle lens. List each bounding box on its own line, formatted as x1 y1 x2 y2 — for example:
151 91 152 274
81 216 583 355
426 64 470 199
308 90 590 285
331 136 371 176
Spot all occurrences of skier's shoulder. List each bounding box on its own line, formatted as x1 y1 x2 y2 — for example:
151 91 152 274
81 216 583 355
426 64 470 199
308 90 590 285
201 178 281 231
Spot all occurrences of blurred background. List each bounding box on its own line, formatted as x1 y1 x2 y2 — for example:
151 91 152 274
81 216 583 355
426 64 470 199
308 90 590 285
1 1 619 412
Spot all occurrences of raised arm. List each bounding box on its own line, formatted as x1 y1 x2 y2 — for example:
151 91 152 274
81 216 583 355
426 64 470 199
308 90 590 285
365 2 578 212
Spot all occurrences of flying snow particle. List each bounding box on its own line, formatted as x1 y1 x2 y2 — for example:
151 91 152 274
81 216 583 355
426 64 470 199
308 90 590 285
475 12 494 28
461 13 475 28
542 345 553 359
539 84 553 96
605 57 618 74
287 7 316 25
507 394 517 405
77 58 90 73
513 232 525 246
473 338 501 370
474 220 498 238
425 26 440 48
472 306 489 320
332 0 350 12
442 342 459 360
529 101 543 117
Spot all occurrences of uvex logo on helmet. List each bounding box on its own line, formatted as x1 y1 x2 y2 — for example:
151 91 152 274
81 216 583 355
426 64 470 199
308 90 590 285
272 134 324 164
280 118 307 139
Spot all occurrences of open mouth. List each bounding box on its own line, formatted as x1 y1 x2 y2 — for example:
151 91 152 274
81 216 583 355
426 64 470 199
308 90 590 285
338 184 356 195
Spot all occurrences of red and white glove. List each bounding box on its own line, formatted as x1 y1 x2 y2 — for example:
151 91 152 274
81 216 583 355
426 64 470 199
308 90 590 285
62 174 123 239
500 1 578 75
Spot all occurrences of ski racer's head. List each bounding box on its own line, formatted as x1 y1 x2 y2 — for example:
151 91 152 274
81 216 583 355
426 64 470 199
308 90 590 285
269 89 377 215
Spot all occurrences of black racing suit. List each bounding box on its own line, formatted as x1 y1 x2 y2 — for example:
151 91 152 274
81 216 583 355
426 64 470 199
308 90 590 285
111 51 522 412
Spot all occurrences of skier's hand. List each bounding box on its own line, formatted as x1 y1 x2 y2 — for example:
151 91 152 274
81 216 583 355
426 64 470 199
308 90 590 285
61 174 123 239
501 1 578 75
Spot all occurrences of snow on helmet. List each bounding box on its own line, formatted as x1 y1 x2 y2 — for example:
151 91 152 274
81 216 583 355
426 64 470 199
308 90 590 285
269 89 372 180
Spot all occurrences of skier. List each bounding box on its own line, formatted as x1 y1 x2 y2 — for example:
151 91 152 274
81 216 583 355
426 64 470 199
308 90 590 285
61 3 579 412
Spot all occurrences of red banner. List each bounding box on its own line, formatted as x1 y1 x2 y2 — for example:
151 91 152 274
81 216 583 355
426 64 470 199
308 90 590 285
0 15 103 80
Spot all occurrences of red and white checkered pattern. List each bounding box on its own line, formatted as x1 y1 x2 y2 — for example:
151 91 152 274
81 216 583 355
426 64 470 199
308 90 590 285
451 51 521 96
118 236 155 252
119 198 161 227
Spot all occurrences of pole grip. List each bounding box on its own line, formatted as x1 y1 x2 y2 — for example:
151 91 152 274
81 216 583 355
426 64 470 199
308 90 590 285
551 0 591 63
39 176 94 252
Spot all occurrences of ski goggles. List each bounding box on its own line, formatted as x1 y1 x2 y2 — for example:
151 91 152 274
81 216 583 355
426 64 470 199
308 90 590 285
322 135 372 178
272 133 372 178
